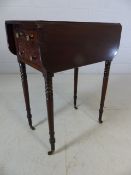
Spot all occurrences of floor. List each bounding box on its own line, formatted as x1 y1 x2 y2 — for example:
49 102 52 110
0 74 131 175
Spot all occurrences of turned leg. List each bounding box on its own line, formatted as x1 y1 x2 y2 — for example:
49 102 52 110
18 61 35 130
44 73 55 155
99 60 111 123
74 67 79 109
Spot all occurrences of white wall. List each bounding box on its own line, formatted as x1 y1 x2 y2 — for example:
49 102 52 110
0 0 131 74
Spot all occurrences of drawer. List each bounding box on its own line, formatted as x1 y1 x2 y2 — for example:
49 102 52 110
14 28 41 66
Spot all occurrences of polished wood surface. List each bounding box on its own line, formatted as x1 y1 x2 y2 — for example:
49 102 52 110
5 20 122 155
99 60 111 123
74 67 78 109
18 60 35 130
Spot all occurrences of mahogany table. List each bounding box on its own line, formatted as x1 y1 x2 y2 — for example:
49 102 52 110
5 20 122 155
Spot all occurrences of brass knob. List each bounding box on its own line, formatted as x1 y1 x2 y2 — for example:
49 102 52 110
16 32 24 38
26 34 34 41
19 50 24 56
29 56 32 61
15 32 19 38
30 34 34 39
26 35 30 41
29 55 36 61
19 32 24 36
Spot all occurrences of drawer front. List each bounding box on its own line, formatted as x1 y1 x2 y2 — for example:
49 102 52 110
14 27 41 67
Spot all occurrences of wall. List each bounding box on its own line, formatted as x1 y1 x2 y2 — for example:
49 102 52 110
0 0 130 74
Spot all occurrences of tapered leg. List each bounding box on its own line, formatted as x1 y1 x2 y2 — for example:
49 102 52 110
99 60 111 123
44 73 55 155
74 67 79 109
18 61 35 130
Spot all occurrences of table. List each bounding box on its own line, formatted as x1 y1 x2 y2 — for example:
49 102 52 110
5 21 122 155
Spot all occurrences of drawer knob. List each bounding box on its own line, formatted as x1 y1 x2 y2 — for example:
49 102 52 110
26 34 34 41
15 32 19 38
29 55 37 61
19 32 24 36
30 34 34 39
19 50 25 56
26 35 30 41
16 32 24 38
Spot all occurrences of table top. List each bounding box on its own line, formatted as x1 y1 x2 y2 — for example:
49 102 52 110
5 20 122 73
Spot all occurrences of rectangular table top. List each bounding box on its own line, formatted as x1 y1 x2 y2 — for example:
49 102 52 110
5 20 122 73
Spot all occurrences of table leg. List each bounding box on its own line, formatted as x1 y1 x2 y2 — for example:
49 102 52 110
99 60 111 123
74 67 78 109
44 73 55 155
18 61 35 130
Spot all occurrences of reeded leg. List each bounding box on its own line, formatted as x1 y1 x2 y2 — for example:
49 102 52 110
44 73 55 155
99 60 111 123
74 67 78 109
18 61 35 130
